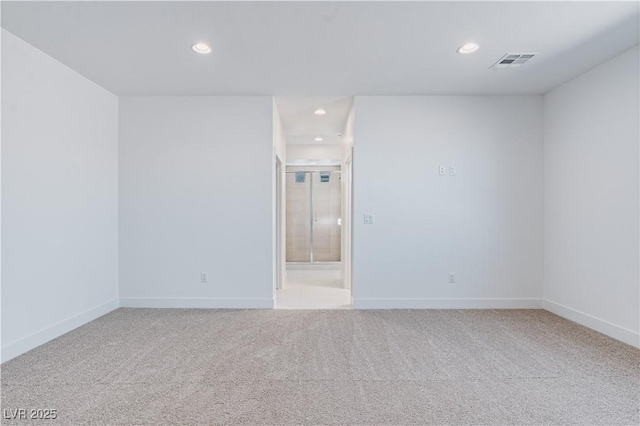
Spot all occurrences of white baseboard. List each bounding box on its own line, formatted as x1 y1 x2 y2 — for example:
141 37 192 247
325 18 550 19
119 297 275 309
352 298 542 309
1 298 119 363
543 299 640 348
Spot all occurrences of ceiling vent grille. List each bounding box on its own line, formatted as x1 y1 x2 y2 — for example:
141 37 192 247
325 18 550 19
491 53 538 69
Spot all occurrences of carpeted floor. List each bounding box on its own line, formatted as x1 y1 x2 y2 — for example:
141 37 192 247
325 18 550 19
1 309 639 425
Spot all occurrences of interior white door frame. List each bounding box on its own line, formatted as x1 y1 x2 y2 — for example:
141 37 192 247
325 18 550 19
275 154 284 291
344 150 354 291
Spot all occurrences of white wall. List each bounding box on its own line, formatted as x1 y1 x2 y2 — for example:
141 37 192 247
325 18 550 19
1 20 4 363
273 100 286 291
286 144 342 161
273 99 286 161
1 30 119 362
543 46 640 347
118 97 274 308
352 96 543 308
341 107 355 165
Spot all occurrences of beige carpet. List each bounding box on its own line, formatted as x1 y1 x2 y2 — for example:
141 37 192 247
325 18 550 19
1 309 639 425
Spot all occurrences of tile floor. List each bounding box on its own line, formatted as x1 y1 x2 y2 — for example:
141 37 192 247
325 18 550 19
276 268 351 309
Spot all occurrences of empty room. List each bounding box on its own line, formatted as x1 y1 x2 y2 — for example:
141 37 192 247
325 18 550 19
1 1 639 425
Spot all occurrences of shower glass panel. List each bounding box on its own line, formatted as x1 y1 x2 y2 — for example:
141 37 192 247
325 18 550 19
286 169 341 263
311 171 341 262
286 172 311 262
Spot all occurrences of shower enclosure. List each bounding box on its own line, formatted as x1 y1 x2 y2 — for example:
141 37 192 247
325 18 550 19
286 168 341 263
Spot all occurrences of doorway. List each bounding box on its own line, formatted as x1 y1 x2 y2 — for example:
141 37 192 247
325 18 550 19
277 165 351 309
273 96 354 309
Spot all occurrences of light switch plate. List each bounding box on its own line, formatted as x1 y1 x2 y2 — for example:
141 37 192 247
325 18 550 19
364 214 375 224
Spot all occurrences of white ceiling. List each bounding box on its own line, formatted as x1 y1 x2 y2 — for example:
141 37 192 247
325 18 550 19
2 1 638 97
276 97 353 145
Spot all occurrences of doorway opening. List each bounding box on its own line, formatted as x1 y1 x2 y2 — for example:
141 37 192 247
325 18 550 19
280 166 349 308
273 97 354 309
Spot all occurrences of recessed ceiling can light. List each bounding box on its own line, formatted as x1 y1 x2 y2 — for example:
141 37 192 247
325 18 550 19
192 42 211 54
314 137 323 142
457 42 480 54
314 109 326 115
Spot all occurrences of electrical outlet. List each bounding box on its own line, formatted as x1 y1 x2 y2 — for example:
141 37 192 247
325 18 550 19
364 214 375 224
449 166 457 176
200 272 208 284
439 166 446 175
449 273 456 284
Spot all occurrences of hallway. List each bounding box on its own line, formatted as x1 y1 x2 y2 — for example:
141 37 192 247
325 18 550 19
276 269 351 309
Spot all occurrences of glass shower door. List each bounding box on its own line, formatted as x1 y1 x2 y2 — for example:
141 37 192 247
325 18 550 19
286 172 311 262
285 169 341 263
311 171 341 262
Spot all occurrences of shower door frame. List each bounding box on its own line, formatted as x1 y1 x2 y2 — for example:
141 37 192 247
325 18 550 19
286 168 341 264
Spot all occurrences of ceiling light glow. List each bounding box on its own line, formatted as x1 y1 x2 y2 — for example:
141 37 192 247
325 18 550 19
315 137 323 142
314 109 326 115
192 42 212 54
457 42 479 54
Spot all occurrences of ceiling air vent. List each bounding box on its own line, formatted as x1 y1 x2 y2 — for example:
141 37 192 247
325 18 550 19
491 53 539 69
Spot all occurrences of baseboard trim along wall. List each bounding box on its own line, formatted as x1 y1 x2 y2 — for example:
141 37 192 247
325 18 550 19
543 299 640 348
4 297 636 363
1 298 120 363
352 298 543 309
119 297 275 309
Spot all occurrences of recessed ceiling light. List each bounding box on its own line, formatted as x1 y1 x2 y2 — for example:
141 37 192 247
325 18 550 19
314 137 323 142
314 109 326 115
457 42 479 54
192 42 211 54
